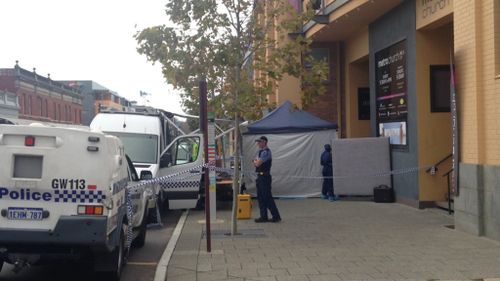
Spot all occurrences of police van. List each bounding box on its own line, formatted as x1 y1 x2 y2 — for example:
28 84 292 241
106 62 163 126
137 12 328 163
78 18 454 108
0 124 152 280
90 110 205 210
90 110 177 209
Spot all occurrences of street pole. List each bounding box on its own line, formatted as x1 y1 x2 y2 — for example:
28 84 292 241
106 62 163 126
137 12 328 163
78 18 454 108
200 78 211 252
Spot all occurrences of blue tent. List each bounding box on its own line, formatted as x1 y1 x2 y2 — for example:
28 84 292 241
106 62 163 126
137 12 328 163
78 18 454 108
243 101 338 197
246 100 337 134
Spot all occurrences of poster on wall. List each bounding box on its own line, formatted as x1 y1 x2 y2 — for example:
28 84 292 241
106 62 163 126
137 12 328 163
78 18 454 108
375 40 408 148
378 121 407 146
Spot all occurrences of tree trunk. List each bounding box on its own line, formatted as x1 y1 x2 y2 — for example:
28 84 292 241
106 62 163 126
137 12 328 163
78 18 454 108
231 113 240 236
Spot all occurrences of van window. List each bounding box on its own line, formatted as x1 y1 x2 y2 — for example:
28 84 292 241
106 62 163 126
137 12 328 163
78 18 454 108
106 132 158 164
160 136 200 167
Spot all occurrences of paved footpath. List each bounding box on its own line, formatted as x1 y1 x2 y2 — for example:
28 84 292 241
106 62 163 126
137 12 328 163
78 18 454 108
166 199 500 281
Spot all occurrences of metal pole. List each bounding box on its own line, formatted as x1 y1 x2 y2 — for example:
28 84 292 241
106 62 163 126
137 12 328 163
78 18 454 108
200 78 211 252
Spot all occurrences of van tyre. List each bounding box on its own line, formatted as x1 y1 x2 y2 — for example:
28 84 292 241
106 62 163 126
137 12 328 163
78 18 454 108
0 259 4 272
147 196 163 224
103 224 126 281
132 209 148 248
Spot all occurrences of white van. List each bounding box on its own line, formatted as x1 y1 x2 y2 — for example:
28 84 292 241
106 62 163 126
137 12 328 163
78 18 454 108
90 111 205 210
90 111 175 178
0 124 151 280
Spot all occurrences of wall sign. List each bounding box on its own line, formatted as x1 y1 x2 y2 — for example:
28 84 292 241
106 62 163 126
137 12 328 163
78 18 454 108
375 40 408 148
416 0 453 30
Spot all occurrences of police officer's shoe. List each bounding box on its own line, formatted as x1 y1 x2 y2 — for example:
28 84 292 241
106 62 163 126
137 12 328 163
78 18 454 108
254 217 269 223
271 217 281 223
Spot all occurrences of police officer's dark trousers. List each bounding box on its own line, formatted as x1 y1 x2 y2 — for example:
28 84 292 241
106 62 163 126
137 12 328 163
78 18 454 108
322 170 334 197
256 175 280 220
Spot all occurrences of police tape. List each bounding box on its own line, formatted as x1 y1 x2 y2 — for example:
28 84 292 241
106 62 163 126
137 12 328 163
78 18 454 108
126 162 433 194
240 165 433 180
126 161 224 193
125 189 134 250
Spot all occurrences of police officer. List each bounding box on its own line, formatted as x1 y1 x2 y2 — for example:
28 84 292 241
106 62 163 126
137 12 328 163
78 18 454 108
253 136 281 223
320 144 336 201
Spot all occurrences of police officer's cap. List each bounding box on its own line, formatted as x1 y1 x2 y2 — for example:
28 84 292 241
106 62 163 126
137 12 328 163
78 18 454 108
255 136 268 142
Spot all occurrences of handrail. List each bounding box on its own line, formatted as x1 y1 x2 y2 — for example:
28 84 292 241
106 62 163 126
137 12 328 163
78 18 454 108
442 167 455 215
426 153 453 174
442 168 454 177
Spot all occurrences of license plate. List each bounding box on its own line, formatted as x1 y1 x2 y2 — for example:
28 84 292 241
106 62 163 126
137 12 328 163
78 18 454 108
7 207 43 220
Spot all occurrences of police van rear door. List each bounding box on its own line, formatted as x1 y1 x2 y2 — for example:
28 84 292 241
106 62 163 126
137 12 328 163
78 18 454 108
157 134 203 209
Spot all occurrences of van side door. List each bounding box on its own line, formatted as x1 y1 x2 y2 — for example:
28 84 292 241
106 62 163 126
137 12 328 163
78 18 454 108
157 134 203 209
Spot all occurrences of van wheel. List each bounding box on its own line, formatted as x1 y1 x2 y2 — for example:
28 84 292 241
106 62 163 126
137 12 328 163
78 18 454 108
133 209 148 248
102 225 126 281
0 259 4 272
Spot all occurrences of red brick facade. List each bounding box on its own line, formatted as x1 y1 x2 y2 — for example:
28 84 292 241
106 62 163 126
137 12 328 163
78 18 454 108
0 64 83 124
303 42 339 129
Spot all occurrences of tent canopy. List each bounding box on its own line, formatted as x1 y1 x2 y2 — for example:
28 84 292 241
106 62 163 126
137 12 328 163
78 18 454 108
245 100 337 134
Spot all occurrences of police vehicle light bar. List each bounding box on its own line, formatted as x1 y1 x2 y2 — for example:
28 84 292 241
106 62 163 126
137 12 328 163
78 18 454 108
25 136 35 146
77 205 104 215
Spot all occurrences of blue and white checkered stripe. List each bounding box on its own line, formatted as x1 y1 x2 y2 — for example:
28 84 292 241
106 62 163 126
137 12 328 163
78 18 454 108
125 189 133 250
159 180 200 189
54 190 106 203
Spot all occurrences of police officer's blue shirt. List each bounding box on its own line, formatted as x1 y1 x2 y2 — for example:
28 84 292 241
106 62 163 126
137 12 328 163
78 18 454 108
258 148 272 163
256 148 272 174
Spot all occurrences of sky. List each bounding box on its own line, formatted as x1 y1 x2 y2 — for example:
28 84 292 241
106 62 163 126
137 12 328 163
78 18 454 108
0 0 185 114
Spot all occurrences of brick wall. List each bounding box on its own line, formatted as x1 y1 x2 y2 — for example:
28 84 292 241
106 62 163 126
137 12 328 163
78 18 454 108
304 42 339 125
0 69 83 124
454 0 499 165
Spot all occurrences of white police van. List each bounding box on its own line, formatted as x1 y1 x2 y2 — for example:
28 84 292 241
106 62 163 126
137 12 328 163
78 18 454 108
91 111 205 210
90 111 177 210
0 124 152 280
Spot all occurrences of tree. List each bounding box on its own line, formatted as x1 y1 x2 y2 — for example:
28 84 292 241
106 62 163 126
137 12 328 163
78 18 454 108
135 0 327 235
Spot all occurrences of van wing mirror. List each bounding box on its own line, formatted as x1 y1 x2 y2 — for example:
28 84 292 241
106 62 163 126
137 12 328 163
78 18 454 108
160 152 172 168
140 170 153 180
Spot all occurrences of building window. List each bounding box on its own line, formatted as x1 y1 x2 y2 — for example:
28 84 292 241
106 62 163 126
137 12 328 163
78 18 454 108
304 48 330 82
45 100 48 117
430 65 451 112
22 94 26 114
27 96 32 115
58 104 61 120
37 97 43 116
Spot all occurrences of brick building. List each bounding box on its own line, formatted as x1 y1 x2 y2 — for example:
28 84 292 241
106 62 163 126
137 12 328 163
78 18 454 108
263 0 500 242
0 62 83 124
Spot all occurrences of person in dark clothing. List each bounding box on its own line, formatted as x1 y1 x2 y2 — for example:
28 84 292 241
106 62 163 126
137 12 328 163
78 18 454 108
320 144 336 202
253 136 281 223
